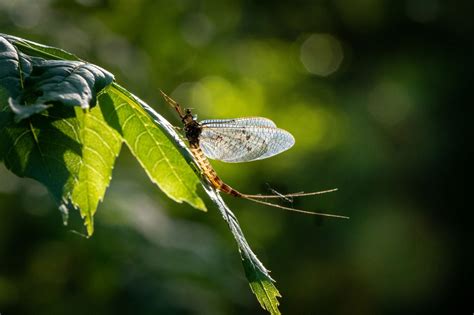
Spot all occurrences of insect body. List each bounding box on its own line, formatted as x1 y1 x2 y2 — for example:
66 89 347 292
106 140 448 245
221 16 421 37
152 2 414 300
161 90 348 219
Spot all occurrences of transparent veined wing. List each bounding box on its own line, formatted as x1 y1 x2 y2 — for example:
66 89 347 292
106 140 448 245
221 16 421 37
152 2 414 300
199 118 295 163
201 117 276 128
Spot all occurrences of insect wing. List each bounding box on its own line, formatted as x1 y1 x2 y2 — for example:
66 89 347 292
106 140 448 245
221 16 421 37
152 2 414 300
199 118 295 163
201 117 276 128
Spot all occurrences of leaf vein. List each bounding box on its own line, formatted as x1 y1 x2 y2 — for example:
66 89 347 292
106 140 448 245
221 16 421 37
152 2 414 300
86 114 121 142
84 146 108 169
133 130 149 152
5 129 30 159
83 126 115 157
151 157 165 174
146 145 156 158
133 110 188 190
84 163 105 181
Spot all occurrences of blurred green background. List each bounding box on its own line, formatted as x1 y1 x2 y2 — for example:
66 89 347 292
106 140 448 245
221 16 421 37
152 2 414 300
0 0 471 314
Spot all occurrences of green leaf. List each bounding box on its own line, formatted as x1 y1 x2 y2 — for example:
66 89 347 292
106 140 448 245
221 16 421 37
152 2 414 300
0 92 122 237
0 36 34 98
1 36 114 118
202 183 282 314
70 104 122 235
1 33 82 61
243 256 282 315
0 34 119 235
21 59 114 110
0 96 82 207
103 83 206 211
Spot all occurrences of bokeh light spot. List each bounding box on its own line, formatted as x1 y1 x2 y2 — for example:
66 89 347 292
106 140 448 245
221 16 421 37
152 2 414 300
198 76 264 117
368 81 413 127
300 34 344 77
233 40 296 84
181 13 215 47
170 77 264 120
7 0 46 29
280 103 341 151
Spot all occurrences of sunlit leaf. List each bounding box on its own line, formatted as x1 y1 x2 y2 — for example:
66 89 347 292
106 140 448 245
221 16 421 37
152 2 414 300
70 104 122 235
102 84 206 211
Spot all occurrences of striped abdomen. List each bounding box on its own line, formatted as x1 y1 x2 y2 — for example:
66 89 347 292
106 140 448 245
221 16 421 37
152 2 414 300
190 144 242 197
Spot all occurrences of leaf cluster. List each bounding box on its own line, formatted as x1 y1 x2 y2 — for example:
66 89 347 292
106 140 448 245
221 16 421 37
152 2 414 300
0 34 281 314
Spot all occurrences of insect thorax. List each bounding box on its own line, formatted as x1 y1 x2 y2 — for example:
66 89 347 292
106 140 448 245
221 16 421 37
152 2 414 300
184 119 202 145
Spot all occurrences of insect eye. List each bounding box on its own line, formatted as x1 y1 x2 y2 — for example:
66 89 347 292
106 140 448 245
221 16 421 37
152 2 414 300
185 109 191 115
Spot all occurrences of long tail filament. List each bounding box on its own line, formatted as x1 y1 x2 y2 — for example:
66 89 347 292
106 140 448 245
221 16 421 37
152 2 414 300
244 196 349 219
241 188 339 200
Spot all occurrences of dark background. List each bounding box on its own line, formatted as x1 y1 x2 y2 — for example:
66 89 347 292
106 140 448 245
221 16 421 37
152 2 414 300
0 0 471 314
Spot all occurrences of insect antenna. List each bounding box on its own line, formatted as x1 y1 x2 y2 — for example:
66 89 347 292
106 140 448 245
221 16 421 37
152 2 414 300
160 90 185 119
243 196 349 219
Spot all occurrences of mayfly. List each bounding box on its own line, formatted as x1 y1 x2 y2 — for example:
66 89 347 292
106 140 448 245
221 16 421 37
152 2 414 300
161 91 348 219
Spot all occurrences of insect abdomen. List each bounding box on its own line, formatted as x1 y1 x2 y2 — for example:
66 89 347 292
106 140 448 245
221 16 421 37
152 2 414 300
190 145 242 197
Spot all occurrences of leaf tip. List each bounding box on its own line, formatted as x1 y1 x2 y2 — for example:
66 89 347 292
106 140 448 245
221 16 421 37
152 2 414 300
194 198 207 212
85 217 94 237
243 256 282 315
